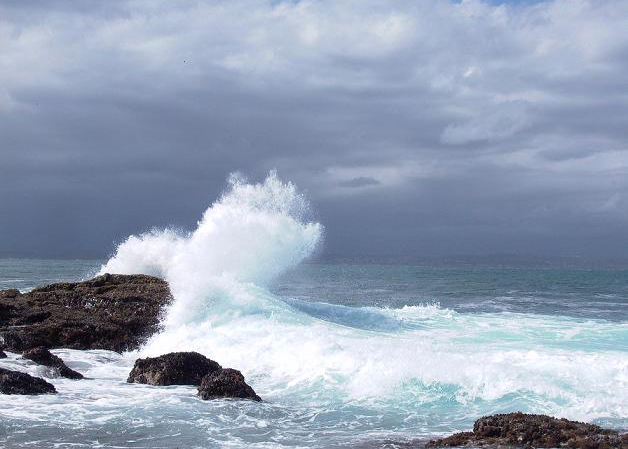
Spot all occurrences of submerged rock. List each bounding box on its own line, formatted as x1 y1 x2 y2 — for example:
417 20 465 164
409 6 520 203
426 412 628 448
127 352 221 386
0 367 56 395
22 347 84 380
0 274 172 352
197 368 261 402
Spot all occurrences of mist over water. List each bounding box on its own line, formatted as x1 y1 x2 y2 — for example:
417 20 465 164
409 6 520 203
1 173 627 448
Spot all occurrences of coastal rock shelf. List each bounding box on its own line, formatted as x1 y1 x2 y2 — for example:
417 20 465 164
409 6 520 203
426 413 628 449
0 273 173 352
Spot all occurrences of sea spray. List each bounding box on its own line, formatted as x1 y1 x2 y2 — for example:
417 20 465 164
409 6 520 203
2 244 628 446
94 173 628 433
100 171 323 325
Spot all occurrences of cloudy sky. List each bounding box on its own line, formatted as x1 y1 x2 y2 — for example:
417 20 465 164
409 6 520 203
1 0 628 260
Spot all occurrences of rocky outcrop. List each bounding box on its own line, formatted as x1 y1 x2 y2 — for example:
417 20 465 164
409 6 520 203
0 274 172 352
127 352 261 401
426 412 628 448
127 352 221 386
22 347 83 380
197 368 261 401
0 367 56 395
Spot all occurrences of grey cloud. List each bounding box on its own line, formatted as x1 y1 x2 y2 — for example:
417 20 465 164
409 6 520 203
337 177 381 188
440 101 530 145
1 0 628 259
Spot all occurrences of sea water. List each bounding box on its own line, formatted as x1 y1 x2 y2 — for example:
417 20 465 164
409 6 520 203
0 173 627 448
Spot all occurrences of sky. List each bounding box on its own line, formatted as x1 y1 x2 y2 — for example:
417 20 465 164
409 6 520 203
1 0 628 260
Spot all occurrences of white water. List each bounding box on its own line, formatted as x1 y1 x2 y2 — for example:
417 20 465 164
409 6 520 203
1 173 626 448
98 172 628 425
100 171 322 325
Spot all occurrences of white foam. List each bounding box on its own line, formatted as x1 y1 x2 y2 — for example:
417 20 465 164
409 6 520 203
97 172 628 427
100 171 323 325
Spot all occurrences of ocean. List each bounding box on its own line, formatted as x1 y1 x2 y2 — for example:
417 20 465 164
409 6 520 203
1 174 627 448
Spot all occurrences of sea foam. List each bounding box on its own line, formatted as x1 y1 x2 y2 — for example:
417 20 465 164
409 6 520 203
100 171 323 325
97 172 628 428
2 175 626 448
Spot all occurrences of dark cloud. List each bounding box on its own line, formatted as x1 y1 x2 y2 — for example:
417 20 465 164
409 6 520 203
1 0 628 260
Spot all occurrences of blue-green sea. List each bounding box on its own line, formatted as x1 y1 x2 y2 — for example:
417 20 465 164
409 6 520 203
1 258 627 448
1 172 626 448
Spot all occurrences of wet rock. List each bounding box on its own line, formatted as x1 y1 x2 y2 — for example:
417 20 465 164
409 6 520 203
0 349 6 359
22 347 83 380
197 368 261 401
127 352 221 386
426 412 627 448
0 367 56 395
0 274 172 352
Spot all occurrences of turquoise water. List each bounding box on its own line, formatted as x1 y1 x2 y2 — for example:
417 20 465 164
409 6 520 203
1 258 627 448
276 264 628 321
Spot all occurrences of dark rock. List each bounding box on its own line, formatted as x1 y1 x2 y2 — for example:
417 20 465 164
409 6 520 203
426 412 627 448
127 351 221 386
0 289 20 299
0 349 6 358
0 367 56 395
22 346 83 380
197 368 261 401
0 274 172 352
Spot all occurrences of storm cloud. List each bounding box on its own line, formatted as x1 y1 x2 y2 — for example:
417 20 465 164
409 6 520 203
1 0 628 259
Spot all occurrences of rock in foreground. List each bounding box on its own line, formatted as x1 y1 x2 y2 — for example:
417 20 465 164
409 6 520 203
127 352 221 386
0 274 172 352
22 347 84 380
198 368 261 402
426 413 628 448
0 367 56 395
127 352 261 401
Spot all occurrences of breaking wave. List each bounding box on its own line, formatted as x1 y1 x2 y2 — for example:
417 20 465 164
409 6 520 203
98 172 628 433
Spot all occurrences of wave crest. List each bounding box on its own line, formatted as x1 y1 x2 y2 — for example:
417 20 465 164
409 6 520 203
100 171 323 324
